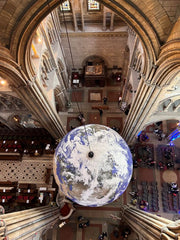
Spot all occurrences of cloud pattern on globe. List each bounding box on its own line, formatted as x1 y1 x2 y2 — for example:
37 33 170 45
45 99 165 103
54 124 133 207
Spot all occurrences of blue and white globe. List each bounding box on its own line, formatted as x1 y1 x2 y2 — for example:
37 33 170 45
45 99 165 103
54 124 133 207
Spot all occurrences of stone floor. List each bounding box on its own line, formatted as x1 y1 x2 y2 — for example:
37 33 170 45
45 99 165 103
55 80 180 240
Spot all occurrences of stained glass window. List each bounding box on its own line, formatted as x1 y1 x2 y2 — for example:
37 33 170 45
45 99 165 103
88 0 100 11
60 1 71 11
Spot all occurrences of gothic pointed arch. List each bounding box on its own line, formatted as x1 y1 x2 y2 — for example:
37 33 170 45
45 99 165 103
121 18 180 143
82 55 107 66
57 58 68 89
8 0 170 83
39 50 54 88
46 19 57 45
54 85 64 112
0 46 66 138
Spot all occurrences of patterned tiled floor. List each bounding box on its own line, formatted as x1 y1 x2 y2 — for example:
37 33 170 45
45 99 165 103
58 81 180 240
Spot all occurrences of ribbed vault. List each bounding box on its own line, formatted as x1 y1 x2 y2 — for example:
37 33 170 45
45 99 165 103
0 0 174 78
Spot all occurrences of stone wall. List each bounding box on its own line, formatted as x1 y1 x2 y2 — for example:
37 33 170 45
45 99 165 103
61 32 128 70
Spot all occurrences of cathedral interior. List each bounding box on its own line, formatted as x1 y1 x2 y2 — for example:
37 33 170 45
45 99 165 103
0 0 180 239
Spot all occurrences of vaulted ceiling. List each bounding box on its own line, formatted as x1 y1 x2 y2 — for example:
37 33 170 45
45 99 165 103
0 0 179 48
0 0 179 141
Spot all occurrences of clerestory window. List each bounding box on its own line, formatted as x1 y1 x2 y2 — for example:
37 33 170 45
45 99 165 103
87 0 100 11
60 0 71 11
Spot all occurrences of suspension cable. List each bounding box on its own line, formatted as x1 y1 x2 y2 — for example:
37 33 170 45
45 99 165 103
47 0 92 153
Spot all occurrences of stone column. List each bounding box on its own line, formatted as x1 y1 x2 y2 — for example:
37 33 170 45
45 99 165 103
122 18 180 144
0 46 67 139
120 205 180 239
0 206 60 240
110 12 115 31
103 7 107 31
52 9 62 33
80 0 85 31
52 226 58 240
70 0 78 32
40 24 69 105
121 36 139 103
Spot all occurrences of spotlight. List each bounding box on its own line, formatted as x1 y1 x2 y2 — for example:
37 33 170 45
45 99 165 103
37 37 42 43
0 80 6 85
13 115 20 122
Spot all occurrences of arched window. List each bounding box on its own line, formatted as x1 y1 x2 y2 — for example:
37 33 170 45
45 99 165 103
42 52 53 73
87 0 100 11
47 21 57 45
136 53 142 72
40 52 53 87
60 1 71 11
58 59 68 89
163 99 171 110
172 99 180 112
133 51 142 72
54 86 64 112
158 99 172 111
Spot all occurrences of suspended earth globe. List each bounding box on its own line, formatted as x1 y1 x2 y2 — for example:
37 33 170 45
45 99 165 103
54 124 133 207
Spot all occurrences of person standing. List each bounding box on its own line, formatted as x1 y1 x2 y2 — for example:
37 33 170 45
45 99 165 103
98 108 103 116
78 113 86 124
103 96 108 105
118 96 122 106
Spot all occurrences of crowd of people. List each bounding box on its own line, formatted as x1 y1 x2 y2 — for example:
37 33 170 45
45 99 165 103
98 231 108 240
139 200 149 211
112 126 120 133
78 216 90 228
132 127 176 171
78 216 109 239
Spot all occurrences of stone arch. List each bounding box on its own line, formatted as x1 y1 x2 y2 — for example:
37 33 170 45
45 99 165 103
153 18 180 87
159 99 172 112
46 20 57 45
41 51 53 73
101 0 169 59
152 61 180 88
0 47 67 138
0 47 28 88
173 99 180 112
8 0 168 81
134 52 142 73
82 55 107 67
123 45 130 78
0 93 27 111
143 118 180 134
0 116 11 130
158 97 180 113
54 85 64 112
57 58 68 89
40 51 53 87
